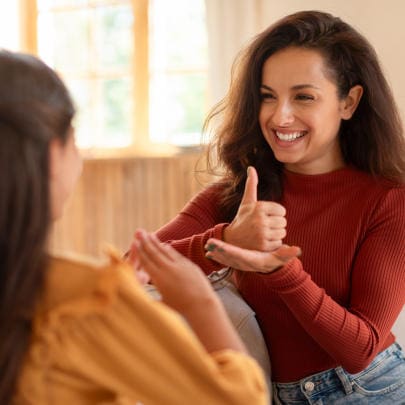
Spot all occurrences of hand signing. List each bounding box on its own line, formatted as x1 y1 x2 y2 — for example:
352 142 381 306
205 238 301 273
133 229 218 313
223 166 287 251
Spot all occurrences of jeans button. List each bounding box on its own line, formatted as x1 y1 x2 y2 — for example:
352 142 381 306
304 381 315 392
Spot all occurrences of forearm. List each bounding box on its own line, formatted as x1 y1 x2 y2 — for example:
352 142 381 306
157 222 228 274
263 258 404 373
181 295 247 354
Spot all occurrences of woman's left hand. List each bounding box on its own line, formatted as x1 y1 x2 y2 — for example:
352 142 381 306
205 238 301 273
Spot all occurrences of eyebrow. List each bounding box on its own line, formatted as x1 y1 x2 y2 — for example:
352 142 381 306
260 84 321 91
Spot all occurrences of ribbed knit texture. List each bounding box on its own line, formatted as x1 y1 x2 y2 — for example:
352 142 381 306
157 167 405 382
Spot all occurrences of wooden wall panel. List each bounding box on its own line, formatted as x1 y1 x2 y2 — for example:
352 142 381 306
50 153 211 257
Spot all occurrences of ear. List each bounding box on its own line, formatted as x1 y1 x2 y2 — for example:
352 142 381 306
340 85 363 120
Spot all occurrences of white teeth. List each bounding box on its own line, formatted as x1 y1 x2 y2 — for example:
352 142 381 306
276 131 305 141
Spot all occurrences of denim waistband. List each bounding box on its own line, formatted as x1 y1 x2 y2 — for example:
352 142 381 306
273 343 403 402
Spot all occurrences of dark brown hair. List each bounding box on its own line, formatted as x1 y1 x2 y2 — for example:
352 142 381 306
0 51 74 403
204 10 405 221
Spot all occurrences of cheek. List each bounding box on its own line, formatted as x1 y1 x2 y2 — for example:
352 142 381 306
62 151 82 199
74 153 83 182
258 106 269 130
316 114 342 140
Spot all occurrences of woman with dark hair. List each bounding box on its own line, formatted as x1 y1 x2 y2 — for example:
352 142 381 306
0 50 268 404
152 10 405 404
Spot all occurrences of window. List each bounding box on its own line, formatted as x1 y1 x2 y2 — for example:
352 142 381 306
19 0 209 154
149 0 208 147
0 2 20 51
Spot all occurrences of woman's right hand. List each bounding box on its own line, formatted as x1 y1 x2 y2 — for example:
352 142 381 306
223 166 287 251
133 229 219 315
205 238 301 274
134 229 248 354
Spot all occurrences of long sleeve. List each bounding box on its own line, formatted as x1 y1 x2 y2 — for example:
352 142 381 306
157 167 405 382
156 183 228 274
233 169 405 381
15 254 267 405
261 186 405 373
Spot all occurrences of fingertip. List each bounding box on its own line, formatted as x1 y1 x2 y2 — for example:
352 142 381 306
149 232 161 243
134 228 147 240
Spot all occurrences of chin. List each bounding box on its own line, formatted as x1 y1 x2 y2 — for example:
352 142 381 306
273 154 300 165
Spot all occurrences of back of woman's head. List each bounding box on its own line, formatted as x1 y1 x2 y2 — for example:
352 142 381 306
0 50 75 403
208 10 405 218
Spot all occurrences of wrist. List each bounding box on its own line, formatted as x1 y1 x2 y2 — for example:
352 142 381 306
222 224 232 243
181 294 222 321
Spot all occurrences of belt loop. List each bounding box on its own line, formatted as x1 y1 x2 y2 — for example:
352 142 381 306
335 366 353 394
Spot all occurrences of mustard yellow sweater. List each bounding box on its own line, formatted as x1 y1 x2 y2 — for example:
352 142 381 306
14 252 267 404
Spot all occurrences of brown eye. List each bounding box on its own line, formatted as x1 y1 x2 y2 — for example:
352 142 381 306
260 93 276 102
296 94 314 101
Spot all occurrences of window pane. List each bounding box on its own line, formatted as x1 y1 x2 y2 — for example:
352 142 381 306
38 9 90 72
95 5 133 70
149 0 208 146
150 0 207 70
68 77 132 148
0 2 19 50
37 1 134 150
150 73 206 146
37 0 88 8
66 78 93 148
100 77 132 147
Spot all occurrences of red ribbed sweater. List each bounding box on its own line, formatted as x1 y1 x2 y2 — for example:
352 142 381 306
156 167 405 382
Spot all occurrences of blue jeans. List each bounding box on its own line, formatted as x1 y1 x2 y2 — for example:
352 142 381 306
273 343 405 404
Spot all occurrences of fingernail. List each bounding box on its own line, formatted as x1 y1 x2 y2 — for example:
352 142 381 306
247 166 251 176
205 243 217 252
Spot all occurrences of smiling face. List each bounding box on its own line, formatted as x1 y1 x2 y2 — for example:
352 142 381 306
259 46 361 174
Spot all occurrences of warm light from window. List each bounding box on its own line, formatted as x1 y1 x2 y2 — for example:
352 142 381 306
37 1 134 149
149 0 208 147
0 2 19 51
33 0 209 151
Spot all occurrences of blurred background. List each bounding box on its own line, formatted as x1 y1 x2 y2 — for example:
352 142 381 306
1 0 404 344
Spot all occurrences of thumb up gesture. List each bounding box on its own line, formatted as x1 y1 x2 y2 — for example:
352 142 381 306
223 166 287 251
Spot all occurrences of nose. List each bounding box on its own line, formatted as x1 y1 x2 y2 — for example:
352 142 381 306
271 101 294 126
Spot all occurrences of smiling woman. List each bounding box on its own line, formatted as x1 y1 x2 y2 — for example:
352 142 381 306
152 10 405 405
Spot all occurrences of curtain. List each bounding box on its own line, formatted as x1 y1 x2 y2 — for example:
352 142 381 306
204 0 272 105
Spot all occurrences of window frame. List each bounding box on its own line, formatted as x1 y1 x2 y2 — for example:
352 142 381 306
19 0 208 157
18 0 185 158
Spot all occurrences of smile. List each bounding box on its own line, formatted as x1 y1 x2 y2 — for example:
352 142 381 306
275 131 306 142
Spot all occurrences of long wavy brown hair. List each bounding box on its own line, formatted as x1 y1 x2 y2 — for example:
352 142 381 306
204 10 405 221
0 51 75 403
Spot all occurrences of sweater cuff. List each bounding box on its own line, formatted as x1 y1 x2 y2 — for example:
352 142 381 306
212 223 229 241
257 258 309 292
